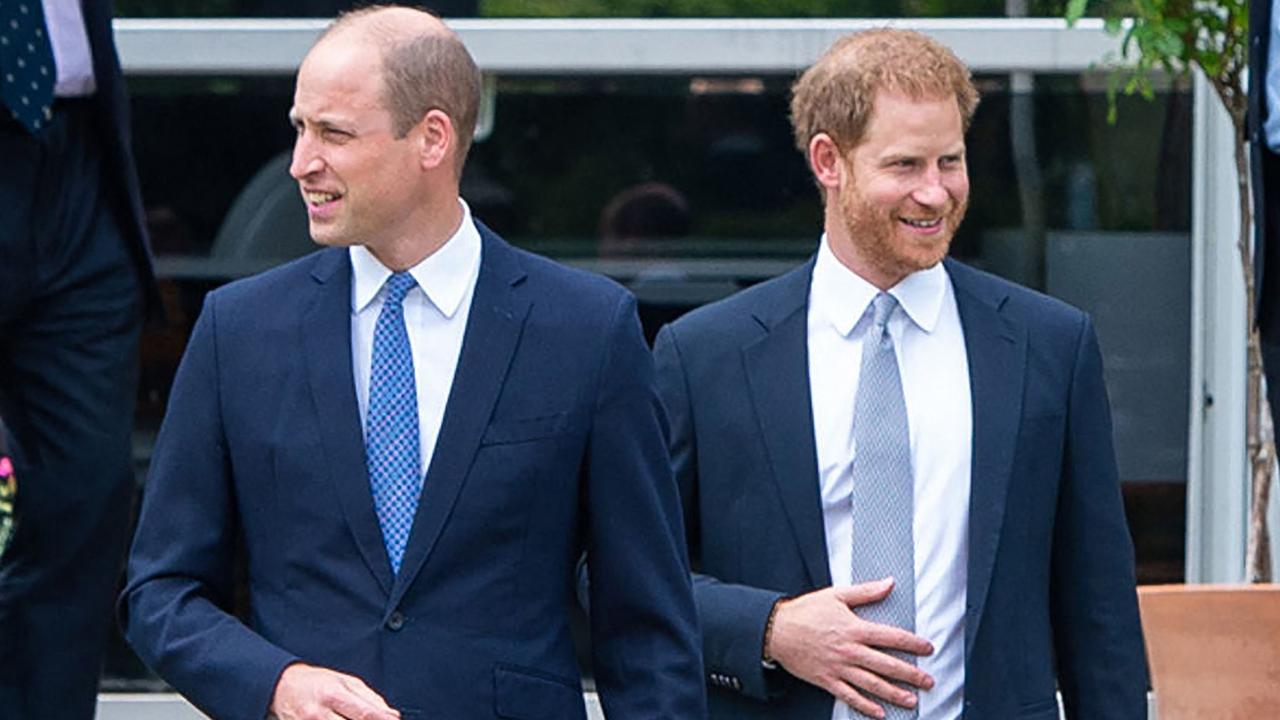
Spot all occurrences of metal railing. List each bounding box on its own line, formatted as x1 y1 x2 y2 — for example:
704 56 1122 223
114 17 1122 75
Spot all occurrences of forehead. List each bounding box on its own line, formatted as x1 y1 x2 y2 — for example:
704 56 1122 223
858 91 965 155
292 35 386 118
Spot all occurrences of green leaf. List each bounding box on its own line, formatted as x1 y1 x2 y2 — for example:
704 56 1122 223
1065 0 1090 24
1153 29 1186 58
1200 53 1222 76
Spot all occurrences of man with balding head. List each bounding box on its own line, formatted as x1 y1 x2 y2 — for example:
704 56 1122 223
122 7 704 720
657 29 1147 719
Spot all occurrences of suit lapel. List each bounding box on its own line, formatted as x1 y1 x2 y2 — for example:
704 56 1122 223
389 226 530 608
946 259 1026 664
302 248 394 595
742 260 832 589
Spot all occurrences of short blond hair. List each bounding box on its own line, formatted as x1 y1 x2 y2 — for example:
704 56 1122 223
790 28 979 155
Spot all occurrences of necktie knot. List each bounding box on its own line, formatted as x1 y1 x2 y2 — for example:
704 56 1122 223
871 292 898 330
383 272 416 307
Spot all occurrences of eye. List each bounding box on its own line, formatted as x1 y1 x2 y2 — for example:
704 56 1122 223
322 128 353 143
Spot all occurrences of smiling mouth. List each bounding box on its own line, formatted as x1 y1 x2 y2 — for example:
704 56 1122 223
305 191 342 206
900 217 942 229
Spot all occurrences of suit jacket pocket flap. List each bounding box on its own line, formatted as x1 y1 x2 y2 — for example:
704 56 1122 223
481 412 573 445
493 664 584 720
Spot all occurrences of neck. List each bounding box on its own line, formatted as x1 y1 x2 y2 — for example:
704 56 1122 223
367 194 465 271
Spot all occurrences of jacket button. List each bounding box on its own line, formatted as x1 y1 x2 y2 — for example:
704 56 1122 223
386 611 405 631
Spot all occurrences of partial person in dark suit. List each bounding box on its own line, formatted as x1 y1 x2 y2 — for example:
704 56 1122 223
655 29 1148 719
0 2 156 718
122 7 703 720
1250 0 1280 433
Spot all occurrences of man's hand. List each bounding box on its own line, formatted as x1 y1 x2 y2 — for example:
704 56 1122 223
763 578 934 720
269 663 401 720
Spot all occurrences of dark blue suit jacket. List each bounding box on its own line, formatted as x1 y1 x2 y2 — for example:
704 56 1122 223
122 226 705 720
83 2 156 303
654 257 1148 719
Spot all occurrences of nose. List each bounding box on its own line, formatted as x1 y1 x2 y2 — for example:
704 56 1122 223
912 168 949 207
289 133 324 180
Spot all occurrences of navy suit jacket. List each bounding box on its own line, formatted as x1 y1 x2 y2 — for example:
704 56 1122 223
654 257 1148 719
122 226 705 720
83 2 156 303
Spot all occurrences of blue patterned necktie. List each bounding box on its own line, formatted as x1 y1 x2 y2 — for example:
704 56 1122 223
366 272 422 575
849 292 917 720
0 0 56 133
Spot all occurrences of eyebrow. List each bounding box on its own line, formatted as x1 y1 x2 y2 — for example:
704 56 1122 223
287 110 355 132
880 145 966 162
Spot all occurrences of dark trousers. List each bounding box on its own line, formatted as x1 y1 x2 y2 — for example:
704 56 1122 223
0 101 143 720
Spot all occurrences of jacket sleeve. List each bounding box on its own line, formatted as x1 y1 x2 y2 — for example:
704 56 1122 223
1051 315 1150 719
119 294 298 720
653 324 786 702
584 293 708 719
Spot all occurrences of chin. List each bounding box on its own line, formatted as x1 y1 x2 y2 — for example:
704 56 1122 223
309 228 353 248
900 242 950 274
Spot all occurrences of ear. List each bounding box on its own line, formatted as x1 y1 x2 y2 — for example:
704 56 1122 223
808 132 845 192
416 108 455 172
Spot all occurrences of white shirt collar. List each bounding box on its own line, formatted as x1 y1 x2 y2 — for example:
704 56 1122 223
811 233 948 337
350 199 481 318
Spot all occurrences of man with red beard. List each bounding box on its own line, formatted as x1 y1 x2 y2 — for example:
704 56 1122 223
657 29 1148 719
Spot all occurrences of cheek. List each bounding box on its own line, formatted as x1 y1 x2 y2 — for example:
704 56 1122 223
327 152 363 187
946 175 970 204
350 158 409 203
856 182 905 214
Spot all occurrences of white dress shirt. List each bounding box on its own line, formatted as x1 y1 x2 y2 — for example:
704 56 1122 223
807 236 971 720
41 0 95 97
350 200 481 478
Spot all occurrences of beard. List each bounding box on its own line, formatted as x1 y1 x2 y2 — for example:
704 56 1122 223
837 179 968 282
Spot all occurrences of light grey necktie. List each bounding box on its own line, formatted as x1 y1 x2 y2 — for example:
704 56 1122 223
849 292 917 720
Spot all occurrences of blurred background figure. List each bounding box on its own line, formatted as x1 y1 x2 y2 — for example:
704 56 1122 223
1 416 15 562
0 2 156 719
598 180 693 252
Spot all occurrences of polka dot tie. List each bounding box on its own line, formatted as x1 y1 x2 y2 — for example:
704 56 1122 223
849 293 917 720
365 272 422 575
0 1 56 133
